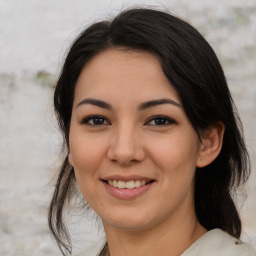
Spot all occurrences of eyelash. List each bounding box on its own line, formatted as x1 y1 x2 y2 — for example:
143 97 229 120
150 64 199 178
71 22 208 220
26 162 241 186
145 116 176 126
80 115 176 127
80 115 110 126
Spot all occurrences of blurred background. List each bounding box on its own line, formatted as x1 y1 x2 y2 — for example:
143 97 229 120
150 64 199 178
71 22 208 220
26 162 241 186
0 0 255 255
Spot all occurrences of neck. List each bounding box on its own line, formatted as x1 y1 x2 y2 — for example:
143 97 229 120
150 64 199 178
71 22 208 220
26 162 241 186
103 212 207 256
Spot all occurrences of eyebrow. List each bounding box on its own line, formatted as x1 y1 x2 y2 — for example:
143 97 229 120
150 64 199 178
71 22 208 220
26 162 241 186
138 98 181 110
76 98 181 110
76 98 112 109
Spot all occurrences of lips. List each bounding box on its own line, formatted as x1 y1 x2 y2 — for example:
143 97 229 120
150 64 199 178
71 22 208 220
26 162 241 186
108 180 148 189
101 175 155 200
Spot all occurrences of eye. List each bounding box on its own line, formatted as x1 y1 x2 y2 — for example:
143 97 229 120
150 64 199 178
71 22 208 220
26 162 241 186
80 115 110 126
145 116 176 126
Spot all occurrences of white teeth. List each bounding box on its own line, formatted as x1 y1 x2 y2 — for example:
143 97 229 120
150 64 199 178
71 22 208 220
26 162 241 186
140 180 146 186
113 180 118 188
126 180 135 189
117 180 126 189
107 180 149 189
134 180 141 188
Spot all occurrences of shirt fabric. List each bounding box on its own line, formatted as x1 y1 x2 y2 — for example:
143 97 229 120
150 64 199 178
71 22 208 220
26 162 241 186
76 228 256 256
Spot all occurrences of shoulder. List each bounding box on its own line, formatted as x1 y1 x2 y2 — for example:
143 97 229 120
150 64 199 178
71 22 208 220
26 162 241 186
182 229 256 256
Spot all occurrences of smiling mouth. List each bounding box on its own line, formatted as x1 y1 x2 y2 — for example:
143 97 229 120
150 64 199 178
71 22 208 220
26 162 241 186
102 180 155 189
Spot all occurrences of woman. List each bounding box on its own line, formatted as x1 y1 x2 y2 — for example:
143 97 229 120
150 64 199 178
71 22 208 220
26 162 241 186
48 8 256 256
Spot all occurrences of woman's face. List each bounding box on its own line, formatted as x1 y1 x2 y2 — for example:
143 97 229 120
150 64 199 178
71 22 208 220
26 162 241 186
69 49 203 231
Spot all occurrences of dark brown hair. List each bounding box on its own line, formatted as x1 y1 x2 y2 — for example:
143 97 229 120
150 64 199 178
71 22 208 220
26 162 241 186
49 8 251 255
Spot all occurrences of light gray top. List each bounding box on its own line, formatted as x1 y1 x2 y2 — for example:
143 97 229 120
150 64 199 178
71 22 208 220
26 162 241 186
76 229 256 256
181 229 256 256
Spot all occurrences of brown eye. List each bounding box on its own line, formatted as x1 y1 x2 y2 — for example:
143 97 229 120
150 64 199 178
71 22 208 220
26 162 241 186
146 116 175 126
81 115 110 126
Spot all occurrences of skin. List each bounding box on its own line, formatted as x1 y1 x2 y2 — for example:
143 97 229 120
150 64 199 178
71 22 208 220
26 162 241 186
69 48 224 256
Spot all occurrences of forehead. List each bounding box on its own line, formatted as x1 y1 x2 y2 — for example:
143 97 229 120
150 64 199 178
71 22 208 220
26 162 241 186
74 48 181 105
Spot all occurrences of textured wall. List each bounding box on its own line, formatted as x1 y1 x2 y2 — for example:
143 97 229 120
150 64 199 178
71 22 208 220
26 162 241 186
0 0 255 255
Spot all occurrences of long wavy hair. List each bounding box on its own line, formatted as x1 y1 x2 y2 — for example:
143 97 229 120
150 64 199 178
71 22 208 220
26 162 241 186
48 8 251 255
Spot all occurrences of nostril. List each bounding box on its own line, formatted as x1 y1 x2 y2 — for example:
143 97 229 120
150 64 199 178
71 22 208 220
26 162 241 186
106 138 146 164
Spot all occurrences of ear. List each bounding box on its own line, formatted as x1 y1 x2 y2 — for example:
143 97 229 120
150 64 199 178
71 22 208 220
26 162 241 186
196 122 225 168
68 152 74 166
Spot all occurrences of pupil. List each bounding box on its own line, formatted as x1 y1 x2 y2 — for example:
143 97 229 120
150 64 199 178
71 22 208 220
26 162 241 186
94 118 104 125
156 118 166 125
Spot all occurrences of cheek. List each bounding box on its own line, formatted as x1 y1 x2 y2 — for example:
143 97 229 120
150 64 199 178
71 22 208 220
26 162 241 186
69 134 106 204
150 136 198 166
148 133 200 177
69 130 107 172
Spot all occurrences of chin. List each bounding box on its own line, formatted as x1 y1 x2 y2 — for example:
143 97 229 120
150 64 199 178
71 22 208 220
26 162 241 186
101 210 155 231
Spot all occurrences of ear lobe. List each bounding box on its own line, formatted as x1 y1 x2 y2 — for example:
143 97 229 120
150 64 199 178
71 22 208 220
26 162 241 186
68 153 74 166
196 122 225 168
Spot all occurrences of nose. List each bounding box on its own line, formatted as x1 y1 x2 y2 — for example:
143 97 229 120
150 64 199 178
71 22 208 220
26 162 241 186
106 124 146 165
